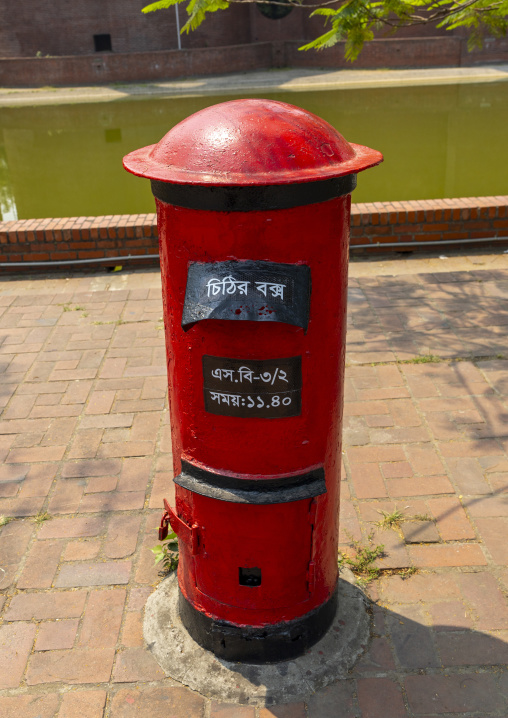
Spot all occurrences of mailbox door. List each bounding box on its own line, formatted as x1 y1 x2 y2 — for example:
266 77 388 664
193 495 314 610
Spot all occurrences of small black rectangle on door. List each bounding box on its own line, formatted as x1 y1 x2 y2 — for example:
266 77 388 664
203 355 302 418
182 260 311 330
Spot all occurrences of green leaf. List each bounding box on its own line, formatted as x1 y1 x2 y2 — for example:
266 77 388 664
142 0 180 14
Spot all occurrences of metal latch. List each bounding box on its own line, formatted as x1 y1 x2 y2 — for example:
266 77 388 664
159 498 201 555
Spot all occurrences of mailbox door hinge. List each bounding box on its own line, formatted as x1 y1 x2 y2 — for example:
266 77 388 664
159 498 202 555
307 498 317 593
306 560 316 593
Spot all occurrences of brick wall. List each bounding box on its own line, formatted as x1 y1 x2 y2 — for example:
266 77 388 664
1 197 507 270
1 36 507 88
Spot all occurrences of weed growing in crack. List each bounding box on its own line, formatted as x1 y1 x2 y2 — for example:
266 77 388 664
375 509 405 530
339 532 385 587
151 530 179 573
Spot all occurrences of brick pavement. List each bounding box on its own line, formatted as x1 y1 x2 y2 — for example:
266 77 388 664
1 255 507 717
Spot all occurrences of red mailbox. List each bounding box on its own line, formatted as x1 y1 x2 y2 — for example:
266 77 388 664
124 99 382 662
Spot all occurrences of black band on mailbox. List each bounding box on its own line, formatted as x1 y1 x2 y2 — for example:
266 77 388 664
174 460 326 504
151 174 357 212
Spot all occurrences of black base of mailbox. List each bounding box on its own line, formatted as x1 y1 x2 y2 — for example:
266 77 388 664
178 584 338 663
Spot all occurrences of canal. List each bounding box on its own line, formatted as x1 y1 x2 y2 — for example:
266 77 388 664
0 81 507 221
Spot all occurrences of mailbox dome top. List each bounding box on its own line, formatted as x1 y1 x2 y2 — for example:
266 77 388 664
123 98 382 186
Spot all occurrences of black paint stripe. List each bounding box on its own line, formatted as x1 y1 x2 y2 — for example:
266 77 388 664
151 174 356 212
174 460 326 504
179 584 338 663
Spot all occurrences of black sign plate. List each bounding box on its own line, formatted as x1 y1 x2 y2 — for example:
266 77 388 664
182 261 311 330
203 355 302 418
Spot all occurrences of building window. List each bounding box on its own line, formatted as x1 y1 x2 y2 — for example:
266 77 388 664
94 34 112 52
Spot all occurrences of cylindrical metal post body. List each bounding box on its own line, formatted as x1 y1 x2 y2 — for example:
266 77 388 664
124 99 382 662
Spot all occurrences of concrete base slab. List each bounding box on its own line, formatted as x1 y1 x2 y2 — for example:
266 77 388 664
143 571 371 706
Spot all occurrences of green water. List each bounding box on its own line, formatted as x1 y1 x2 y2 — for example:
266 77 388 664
1 82 507 221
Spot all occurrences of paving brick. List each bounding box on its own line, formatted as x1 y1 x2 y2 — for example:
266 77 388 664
149 471 173 509
353 635 396 673
109 686 205 717
2 394 37 419
84 475 117 493
58 690 107 718
26 647 115 685
357 677 407 718
446 457 492 495
344 400 389 416
378 573 461 604
17 538 62 588
100 357 127 379
114 398 165 413
135 533 162 584
18 463 57 497
0 481 19 497
49 368 98 382
62 458 122 478
428 496 476 540
371 527 411 568
6 445 66 463
307 680 357 718
62 379 93 404
56 560 131 587
78 588 125 647
48 480 84 514
381 461 412 478
429 601 474 630
405 673 505 714
0 694 60 718
68 429 103 459
79 491 145 512
131 411 160 442
105 514 141 558
436 630 508 666
401 520 440 543
347 445 406 463
5 590 87 621
113 646 166 682
30 404 82 419
85 390 115 414
464 494 508 517
458 572 508 630
438 439 504 458
0 463 30 484
0 417 52 435
0 622 36 688
97 440 155 458
35 619 79 651
113 457 152 491
39 516 106 539
41 416 77 447
80 413 134 429
121 611 144 647
350 463 387 499
0 519 34 589
210 703 255 717
409 543 487 567
127 586 153 611
63 539 101 561
388 605 439 669
386 475 455 497
474 517 508 564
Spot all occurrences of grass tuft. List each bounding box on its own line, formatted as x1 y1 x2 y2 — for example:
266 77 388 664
339 533 385 587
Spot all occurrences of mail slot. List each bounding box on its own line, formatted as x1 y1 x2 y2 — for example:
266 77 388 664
123 98 382 662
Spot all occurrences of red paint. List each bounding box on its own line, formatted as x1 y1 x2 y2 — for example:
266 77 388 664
123 98 382 186
123 99 382 630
